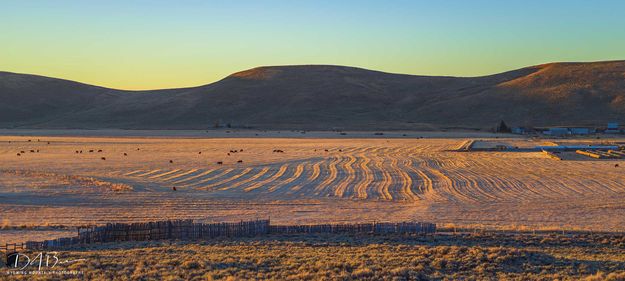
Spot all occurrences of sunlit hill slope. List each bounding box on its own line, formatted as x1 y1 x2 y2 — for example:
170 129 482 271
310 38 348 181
1 61 624 130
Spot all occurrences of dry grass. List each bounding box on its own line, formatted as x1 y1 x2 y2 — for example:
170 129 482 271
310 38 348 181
2 233 624 280
1 170 133 191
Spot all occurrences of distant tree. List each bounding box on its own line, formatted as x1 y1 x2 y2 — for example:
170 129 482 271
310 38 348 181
495 120 511 133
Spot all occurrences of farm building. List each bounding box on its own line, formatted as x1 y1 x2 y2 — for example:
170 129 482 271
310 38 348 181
538 127 595 136
569 128 593 135
544 128 570 136
605 122 621 134
536 145 619 152
511 127 527 134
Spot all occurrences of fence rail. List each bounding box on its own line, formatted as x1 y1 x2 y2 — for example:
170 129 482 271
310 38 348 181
15 219 435 250
270 222 435 234
0 243 25 253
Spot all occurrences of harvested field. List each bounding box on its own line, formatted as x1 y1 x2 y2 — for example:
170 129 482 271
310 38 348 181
2 134 625 241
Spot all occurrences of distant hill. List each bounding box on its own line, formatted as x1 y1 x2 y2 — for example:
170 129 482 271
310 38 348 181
1 61 624 130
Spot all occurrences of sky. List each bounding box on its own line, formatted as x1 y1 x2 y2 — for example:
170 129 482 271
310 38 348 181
2 0 625 90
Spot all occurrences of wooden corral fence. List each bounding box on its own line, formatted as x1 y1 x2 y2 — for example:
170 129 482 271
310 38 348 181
270 222 436 234
77 219 270 243
20 219 435 250
24 219 270 250
0 243 25 253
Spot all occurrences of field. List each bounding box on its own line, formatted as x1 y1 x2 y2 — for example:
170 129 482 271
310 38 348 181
1 132 625 245
3 233 625 280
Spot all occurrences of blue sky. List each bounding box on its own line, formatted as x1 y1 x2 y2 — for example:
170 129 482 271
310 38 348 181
2 0 624 89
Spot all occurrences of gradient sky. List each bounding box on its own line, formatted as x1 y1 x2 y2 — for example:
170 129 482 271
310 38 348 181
2 0 625 90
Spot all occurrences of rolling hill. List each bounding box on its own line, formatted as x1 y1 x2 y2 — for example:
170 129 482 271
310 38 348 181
1 61 624 130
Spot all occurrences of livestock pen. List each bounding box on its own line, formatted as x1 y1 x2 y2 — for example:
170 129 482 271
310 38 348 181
19 219 436 250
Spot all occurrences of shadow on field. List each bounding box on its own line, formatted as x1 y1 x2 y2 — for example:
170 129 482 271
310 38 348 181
61 232 625 251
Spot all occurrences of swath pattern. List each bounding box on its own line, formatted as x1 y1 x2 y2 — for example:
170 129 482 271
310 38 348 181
373 156 393 200
116 140 625 204
269 163 305 192
244 165 288 192
354 154 373 199
334 155 356 198
184 169 235 188
149 169 181 179
160 169 199 181
172 170 215 185
6 136 625 233
198 168 253 190
315 156 342 196
219 167 271 191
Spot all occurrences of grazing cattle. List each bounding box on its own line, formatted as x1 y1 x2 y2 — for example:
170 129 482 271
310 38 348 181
198 151 202 154
237 160 243 163
217 161 223 165
16 153 20 156
616 164 620 168
123 153 128 156
98 150 103 152
169 160 173 163
28 140 31 142
47 142 50 144
30 150 35 153
80 150 83 153
239 149 243 152
324 149 329 152
172 186 177 191
227 153 230 156
273 149 284 153
76 151 79 154
89 150 94 153
36 150 39 153
20 151 25 154
101 157 106 160
339 149 342 152
137 148 140 150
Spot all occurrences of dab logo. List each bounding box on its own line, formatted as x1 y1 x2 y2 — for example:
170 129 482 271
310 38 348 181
5 251 60 270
